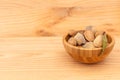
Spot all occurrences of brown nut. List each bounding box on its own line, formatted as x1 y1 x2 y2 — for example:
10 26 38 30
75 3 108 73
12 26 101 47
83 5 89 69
68 37 77 46
82 42 95 48
84 30 95 42
95 31 104 38
74 32 86 45
77 30 85 34
68 30 77 37
93 35 103 48
85 26 93 31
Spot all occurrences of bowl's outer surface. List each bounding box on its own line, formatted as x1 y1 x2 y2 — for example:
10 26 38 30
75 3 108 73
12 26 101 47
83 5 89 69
63 32 115 63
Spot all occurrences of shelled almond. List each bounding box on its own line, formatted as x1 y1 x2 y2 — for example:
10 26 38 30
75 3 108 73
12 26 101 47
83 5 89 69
82 42 95 48
93 35 103 48
84 30 95 42
74 32 86 45
95 31 104 37
68 37 77 46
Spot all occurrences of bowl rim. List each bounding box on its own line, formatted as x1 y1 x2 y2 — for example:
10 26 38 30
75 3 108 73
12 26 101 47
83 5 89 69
63 30 115 50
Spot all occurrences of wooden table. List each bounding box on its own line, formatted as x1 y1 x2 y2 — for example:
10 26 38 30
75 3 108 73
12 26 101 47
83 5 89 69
0 37 119 80
0 0 120 79
0 0 120 37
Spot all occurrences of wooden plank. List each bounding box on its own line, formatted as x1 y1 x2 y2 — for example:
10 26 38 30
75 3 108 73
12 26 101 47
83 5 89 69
0 37 119 80
0 0 119 37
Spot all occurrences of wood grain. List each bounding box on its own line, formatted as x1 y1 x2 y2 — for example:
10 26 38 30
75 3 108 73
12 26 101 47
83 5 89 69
0 37 119 80
0 0 120 37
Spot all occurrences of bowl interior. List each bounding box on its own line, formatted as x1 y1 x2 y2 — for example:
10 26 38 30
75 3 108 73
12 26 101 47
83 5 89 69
63 30 115 63
64 31 114 50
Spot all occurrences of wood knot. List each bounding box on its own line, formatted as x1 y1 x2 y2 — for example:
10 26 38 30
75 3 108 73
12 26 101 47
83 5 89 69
36 30 55 36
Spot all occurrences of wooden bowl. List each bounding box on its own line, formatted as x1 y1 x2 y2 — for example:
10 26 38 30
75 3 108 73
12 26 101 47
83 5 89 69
63 31 115 63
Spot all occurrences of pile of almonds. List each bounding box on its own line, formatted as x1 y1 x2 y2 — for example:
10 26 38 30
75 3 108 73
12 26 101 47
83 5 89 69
67 26 108 50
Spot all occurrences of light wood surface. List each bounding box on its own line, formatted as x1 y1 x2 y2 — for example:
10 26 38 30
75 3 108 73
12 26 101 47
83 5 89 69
0 0 120 37
0 0 120 79
0 37 119 80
